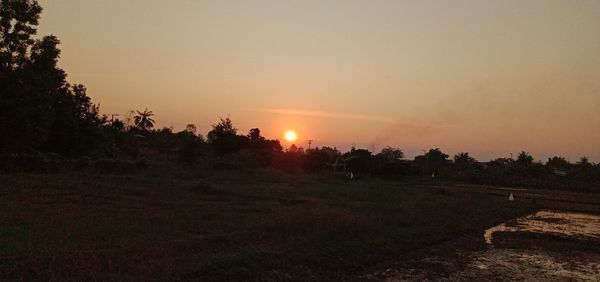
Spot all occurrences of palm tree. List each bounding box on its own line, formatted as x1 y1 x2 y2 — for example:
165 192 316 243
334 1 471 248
134 108 155 130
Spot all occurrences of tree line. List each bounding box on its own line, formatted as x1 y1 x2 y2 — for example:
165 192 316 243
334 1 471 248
2 0 599 192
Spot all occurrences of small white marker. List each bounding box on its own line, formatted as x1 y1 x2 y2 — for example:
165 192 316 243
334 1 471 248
509 193 514 201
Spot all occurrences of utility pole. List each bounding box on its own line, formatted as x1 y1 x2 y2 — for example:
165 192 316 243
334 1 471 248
307 140 313 150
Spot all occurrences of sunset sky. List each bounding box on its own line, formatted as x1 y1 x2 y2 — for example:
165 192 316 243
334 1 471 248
37 0 600 161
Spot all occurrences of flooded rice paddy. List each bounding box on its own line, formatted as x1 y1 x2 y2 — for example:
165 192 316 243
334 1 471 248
369 210 600 281
484 210 600 245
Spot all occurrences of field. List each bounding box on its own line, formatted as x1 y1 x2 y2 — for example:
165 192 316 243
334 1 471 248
1 165 593 281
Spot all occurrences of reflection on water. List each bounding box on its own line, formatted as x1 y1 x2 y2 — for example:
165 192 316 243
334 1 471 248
370 210 600 281
484 210 600 245
475 210 600 281
468 248 600 281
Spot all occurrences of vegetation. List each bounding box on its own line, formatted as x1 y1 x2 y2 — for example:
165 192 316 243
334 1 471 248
1 1 599 280
0 0 107 156
2 0 599 192
134 108 155 131
0 168 538 280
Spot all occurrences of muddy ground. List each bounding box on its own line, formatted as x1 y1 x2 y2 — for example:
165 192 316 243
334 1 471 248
364 209 600 281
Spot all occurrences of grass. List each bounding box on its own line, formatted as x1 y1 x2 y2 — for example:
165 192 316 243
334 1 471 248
0 165 540 281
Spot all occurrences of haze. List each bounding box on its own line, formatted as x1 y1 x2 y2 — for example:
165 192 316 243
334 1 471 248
37 0 600 161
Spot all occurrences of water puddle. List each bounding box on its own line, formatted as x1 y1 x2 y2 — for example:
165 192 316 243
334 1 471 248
473 210 600 281
370 210 600 281
466 248 600 281
484 210 600 245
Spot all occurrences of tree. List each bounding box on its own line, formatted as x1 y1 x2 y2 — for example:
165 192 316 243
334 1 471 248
0 0 104 154
377 146 404 160
0 0 56 151
287 144 304 154
207 117 245 156
0 0 43 70
343 148 373 174
454 152 476 168
490 157 513 167
452 152 480 180
414 148 450 176
44 84 106 155
110 119 125 131
511 151 546 177
546 156 570 170
303 146 340 171
207 117 236 138
248 128 264 142
576 157 592 168
515 151 533 166
185 124 197 135
134 108 155 130
176 127 206 166
425 148 449 171
573 157 594 180
374 147 408 177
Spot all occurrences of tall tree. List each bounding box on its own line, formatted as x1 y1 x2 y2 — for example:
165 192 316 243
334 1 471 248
0 0 104 155
454 152 476 167
414 148 450 175
0 0 42 70
515 151 534 167
207 117 245 156
134 108 155 130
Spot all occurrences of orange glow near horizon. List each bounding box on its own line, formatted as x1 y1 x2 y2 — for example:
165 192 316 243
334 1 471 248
284 130 298 142
35 0 600 161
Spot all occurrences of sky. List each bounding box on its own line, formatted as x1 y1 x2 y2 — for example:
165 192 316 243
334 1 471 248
37 0 600 161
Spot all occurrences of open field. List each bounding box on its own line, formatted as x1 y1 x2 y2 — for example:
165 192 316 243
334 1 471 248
0 166 597 281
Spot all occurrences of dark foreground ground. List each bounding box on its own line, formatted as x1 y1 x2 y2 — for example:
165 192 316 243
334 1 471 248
1 166 598 281
365 210 600 281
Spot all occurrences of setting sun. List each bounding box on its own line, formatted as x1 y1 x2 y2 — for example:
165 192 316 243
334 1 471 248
3 1 600 280
284 130 298 142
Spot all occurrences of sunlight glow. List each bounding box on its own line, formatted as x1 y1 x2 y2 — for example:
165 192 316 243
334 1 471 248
284 130 298 142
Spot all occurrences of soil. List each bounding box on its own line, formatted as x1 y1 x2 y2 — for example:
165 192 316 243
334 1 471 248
363 210 600 281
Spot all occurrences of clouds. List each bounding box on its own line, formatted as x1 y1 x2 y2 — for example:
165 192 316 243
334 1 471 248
253 108 398 124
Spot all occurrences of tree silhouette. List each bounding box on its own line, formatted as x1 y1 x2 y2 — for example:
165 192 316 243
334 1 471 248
1 0 104 154
453 152 475 167
0 0 42 70
342 148 373 174
576 157 592 168
303 146 340 171
516 151 534 165
452 152 479 179
425 148 449 170
248 128 264 142
377 146 404 160
207 117 245 156
373 147 408 177
208 117 237 136
134 108 155 130
546 156 569 170
185 124 197 135
573 156 593 180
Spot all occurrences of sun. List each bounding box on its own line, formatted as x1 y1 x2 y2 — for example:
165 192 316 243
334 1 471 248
284 130 298 142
